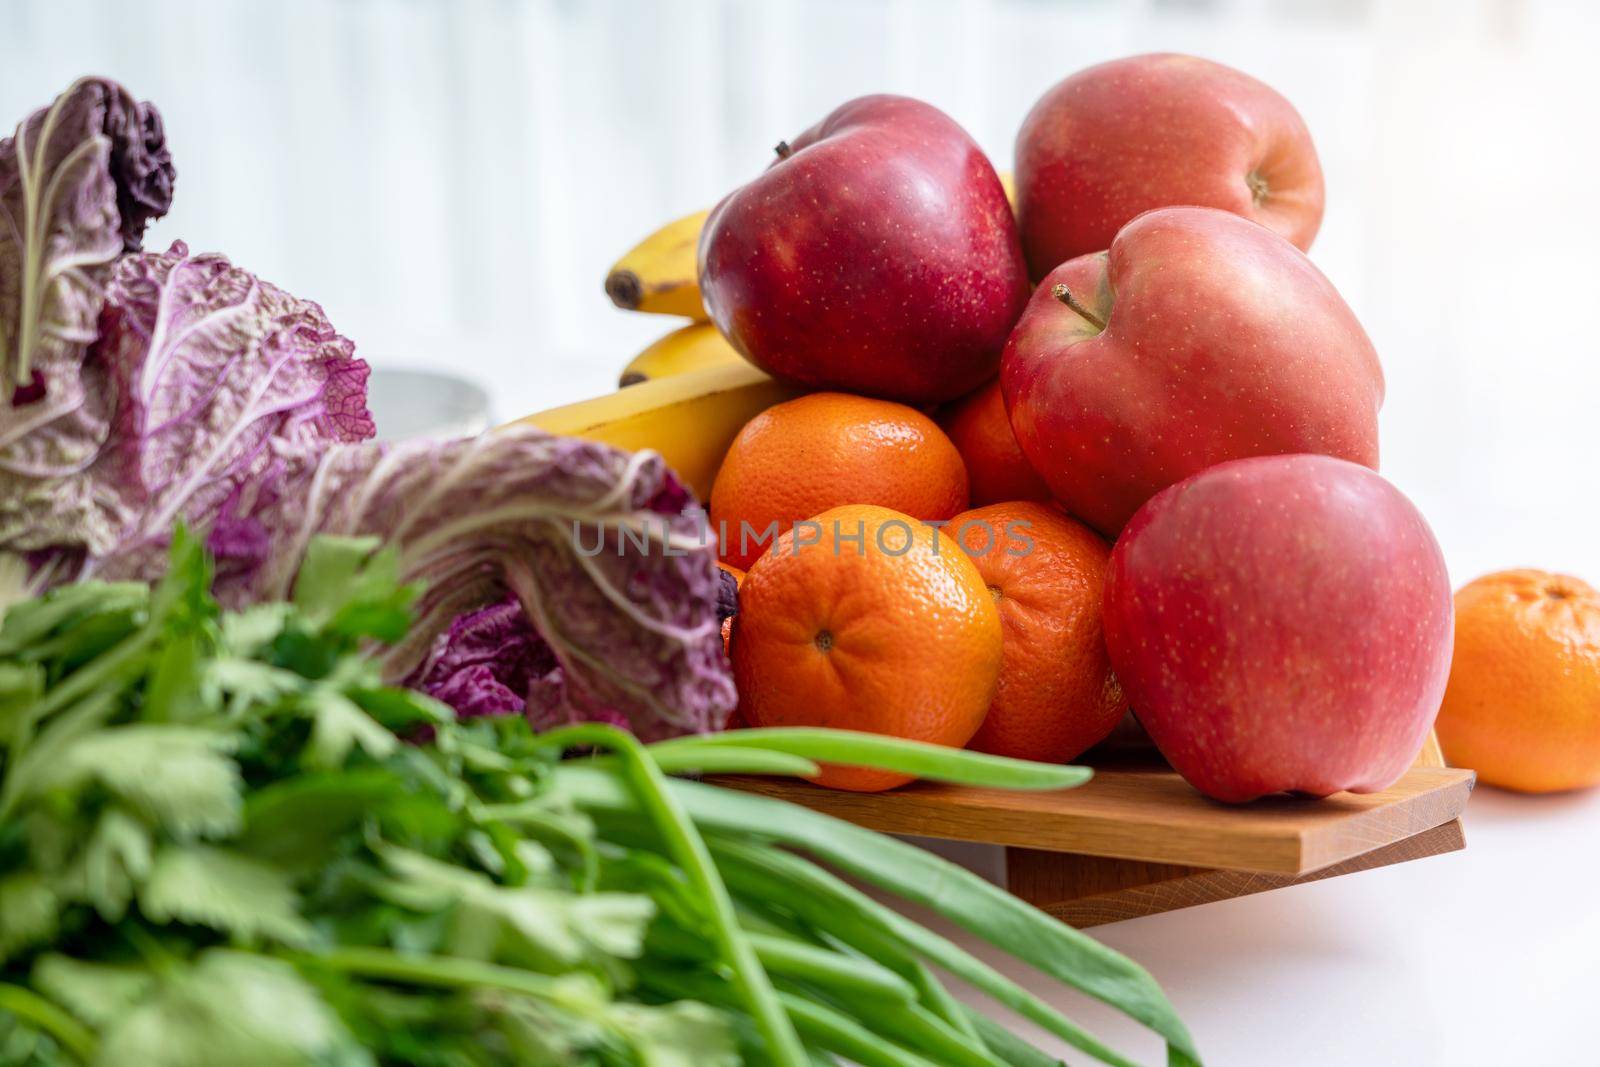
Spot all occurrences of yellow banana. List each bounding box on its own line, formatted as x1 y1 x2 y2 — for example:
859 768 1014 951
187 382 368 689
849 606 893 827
998 169 1016 215
519 361 799 499
603 172 1014 325
604 208 711 321
618 323 747 388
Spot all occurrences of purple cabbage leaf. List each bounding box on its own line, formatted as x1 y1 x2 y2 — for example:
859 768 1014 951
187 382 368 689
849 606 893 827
0 78 176 561
233 427 735 739
85 242 375 585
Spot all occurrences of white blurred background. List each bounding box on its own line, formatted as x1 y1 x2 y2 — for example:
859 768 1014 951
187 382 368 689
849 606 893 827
3 0 1597 586
6 4 1600 1063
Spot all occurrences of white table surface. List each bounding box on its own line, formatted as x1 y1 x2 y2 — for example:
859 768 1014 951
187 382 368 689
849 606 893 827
919 784 1600 1066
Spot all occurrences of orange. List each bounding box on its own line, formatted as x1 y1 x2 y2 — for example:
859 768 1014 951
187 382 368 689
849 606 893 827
938 378 1052 507
1435 570 1600 793
710 392 968 570
950 502 1125 763
730 504 1002 791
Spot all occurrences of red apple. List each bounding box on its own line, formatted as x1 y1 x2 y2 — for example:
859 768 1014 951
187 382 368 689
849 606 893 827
1016 53 1324 279
699 95 1029 405
1103 454 1454 804
1001 205 1382 537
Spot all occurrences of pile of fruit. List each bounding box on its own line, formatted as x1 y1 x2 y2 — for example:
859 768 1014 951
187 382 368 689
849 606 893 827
597 53 1600 801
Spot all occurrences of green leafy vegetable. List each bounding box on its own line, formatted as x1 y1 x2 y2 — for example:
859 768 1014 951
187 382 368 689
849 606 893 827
0 529 1196 1066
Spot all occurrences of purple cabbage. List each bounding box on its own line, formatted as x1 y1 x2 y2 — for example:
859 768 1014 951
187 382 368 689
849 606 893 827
407 596 561 720
235 428 735 739
1 79 175 559
0 77 733 739
0 81 373 596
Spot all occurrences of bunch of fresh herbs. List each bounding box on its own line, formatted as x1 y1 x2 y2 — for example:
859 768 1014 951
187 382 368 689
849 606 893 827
0 532 1197 1067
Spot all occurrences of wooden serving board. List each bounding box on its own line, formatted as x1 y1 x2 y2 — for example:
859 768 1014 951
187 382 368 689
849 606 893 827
719 735 1473 926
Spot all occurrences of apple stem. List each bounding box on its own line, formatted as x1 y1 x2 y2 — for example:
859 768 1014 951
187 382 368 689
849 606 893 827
774 140 793 160
1051 284 1106 331
1247 169 1270 205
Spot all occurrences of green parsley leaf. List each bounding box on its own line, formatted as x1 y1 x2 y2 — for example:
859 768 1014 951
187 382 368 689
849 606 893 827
377 843 655 965
30 955 155 1029
99 951 372 1067
54 807 153 922
31 725 242 842
138 846 313 946
301 690 398 771
611 1000 741 1067
0 873 58 964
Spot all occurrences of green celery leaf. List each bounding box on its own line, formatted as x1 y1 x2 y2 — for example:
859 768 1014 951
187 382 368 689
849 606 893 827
30 725 242 841
236 770 411 873
19 808 80 876
146 528 214 630
0 872 58 963
30 608 148 681
0 689 121 821
0 663 45 748
31 954 155 1029
55 808 153 922
204 659 305 709
347 686 453 732
377 843 655 965
318 977 503 1067
138 846 312 946
99 950 372 1067
142 631 216 724
512 838 557 884
609 1000 740 1067
301 690 398 770
290 537 415 643
290 536 386 622
481 989 610 1065
219 603 293 658
0 582 147 659
327 599 414 646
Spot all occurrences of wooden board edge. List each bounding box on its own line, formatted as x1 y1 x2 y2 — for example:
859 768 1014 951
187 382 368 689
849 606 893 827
1294 766 1474 873
720 763 1476 877
1291 731 1472 873
1009 817 1467 927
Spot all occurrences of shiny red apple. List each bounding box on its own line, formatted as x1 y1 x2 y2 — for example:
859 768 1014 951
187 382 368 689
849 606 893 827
699 95 1029 405
1001 205 1382 537
1016 53 1324 279
1104 454 1455 804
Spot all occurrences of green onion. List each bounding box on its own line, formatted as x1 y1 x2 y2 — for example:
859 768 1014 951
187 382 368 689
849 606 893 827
536 723 808 1067
557 759 1198 1067
648 727 1091 789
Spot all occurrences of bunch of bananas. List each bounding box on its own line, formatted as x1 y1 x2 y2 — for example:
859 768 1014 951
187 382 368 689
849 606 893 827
602 206 744 387
522 175 1015 496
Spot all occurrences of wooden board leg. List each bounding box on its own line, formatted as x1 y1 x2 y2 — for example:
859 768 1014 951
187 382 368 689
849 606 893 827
1006 818 1466 927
